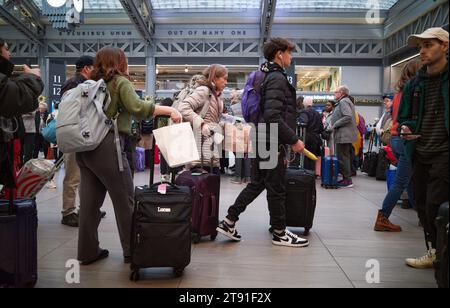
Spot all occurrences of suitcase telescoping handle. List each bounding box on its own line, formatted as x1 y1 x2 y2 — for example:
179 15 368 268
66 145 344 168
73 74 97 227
297 122 307 169
8 140 15 215
199 131 214 174
149 115 170 186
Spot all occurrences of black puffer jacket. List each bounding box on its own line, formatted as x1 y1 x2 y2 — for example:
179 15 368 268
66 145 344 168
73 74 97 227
1 55 44 188
0 56 44 118
261 62 298 146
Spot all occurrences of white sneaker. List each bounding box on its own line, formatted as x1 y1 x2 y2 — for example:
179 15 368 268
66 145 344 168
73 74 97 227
405 249 436 269
272 229 309 248
45 179 57 189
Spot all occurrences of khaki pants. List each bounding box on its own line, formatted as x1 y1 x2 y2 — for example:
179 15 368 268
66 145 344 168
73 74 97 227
62 152 80 216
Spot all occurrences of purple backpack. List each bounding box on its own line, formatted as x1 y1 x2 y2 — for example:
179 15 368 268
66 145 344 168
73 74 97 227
357 113 367 136
241 70 266 124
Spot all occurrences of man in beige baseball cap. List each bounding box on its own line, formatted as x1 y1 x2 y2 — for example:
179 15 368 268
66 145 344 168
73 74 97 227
407 27 449 47
399 27 449 271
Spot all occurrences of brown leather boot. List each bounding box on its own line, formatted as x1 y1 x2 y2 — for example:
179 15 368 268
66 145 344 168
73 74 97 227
374 210 402 232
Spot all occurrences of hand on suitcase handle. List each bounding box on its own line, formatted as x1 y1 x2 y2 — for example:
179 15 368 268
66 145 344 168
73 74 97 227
291 139 305 154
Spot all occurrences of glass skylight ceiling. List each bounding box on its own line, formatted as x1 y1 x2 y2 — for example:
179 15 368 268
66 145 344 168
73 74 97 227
150 0 262 10
33 0 400 12
276 0 399 10
33 0 124 11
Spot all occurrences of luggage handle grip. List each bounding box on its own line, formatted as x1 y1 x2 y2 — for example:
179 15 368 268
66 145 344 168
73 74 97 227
149 182 180 190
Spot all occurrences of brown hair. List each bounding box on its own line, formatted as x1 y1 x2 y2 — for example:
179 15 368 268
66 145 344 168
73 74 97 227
263 37 295 61
395 58 422 92
91 47 129 83
197 64 228 92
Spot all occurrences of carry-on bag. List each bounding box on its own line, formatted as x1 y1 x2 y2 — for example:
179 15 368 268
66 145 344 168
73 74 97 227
284 123 317 235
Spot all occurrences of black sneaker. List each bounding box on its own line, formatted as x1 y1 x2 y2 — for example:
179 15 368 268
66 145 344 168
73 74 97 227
62 212 79 227
216 220 242 241
272 229 309 247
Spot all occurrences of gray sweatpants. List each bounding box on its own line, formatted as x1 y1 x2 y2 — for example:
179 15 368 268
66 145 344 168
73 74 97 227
76 132 134 262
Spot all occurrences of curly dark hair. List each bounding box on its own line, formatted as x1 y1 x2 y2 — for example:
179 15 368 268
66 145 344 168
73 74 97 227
263 37 295 61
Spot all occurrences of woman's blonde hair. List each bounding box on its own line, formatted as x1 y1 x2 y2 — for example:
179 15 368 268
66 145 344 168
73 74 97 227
197 64 228 92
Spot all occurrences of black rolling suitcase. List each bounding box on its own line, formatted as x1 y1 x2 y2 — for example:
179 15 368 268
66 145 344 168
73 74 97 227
0 143 38 288
375 148 389 181
362 130 378 177
129 117 192 281
434 202 448 288
284 123 317 235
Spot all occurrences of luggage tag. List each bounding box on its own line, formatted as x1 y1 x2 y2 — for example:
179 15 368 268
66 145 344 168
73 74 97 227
157 183 167 194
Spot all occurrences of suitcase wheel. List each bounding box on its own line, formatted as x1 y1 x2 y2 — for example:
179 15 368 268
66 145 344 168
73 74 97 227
173 267 184 278
130 270 140 282
192 233 201 244
303 228 310 236
210 232 217 241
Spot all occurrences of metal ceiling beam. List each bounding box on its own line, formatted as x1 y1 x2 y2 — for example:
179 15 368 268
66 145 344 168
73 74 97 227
118 0 154 45
260 0 277 45
0 0 45 45
384 1 449 57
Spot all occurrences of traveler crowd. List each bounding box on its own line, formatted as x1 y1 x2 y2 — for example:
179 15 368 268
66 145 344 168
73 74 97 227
0 27 448 277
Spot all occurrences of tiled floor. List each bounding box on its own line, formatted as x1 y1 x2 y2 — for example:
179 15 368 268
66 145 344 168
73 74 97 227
34 166 436 288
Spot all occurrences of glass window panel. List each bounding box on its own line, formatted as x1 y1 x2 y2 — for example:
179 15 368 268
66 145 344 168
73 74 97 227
276 0 399 10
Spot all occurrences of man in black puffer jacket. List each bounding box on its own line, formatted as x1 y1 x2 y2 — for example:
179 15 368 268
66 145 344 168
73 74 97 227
0 38 44 189
216 38 309 248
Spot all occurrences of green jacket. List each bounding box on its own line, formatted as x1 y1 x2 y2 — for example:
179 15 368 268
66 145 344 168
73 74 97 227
104 76 155 135
397 65 449 160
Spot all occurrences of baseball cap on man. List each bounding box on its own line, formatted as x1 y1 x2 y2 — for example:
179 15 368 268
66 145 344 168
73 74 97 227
382 94 394 100
407 27 449 46
75 55 94 70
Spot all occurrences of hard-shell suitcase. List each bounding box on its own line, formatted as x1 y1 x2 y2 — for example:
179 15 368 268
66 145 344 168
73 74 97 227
284 123 317 235
0 143 38 288
0 198 38 288
129 116 192 281
175 135 220 243
321 132 339 189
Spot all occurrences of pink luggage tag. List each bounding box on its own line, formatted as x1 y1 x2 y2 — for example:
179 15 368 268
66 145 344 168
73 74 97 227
157 183 167 195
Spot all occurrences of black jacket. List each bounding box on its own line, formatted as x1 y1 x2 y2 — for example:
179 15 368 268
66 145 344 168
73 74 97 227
298 106 324 155
61 73 87 97
0 56 44 118
261 62 298 146
1 56 43 187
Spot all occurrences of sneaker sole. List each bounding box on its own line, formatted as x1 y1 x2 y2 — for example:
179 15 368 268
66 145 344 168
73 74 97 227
405 262 434 269
374 227 402 232
216 227 241 242
338 184 354 188
272 240 309 248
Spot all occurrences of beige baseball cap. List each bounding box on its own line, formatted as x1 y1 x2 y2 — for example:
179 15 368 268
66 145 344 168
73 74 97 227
408 27 449 46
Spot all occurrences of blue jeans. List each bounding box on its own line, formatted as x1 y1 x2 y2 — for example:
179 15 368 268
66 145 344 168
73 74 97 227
381 136 415 218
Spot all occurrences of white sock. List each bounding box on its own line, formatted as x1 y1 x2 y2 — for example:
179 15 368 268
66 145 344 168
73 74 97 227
224 218 235 226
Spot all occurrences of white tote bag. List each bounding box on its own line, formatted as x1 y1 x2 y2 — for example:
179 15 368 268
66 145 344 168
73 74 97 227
152 122 200 168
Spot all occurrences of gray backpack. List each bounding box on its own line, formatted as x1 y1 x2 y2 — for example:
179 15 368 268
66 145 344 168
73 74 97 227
56 79 123 171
